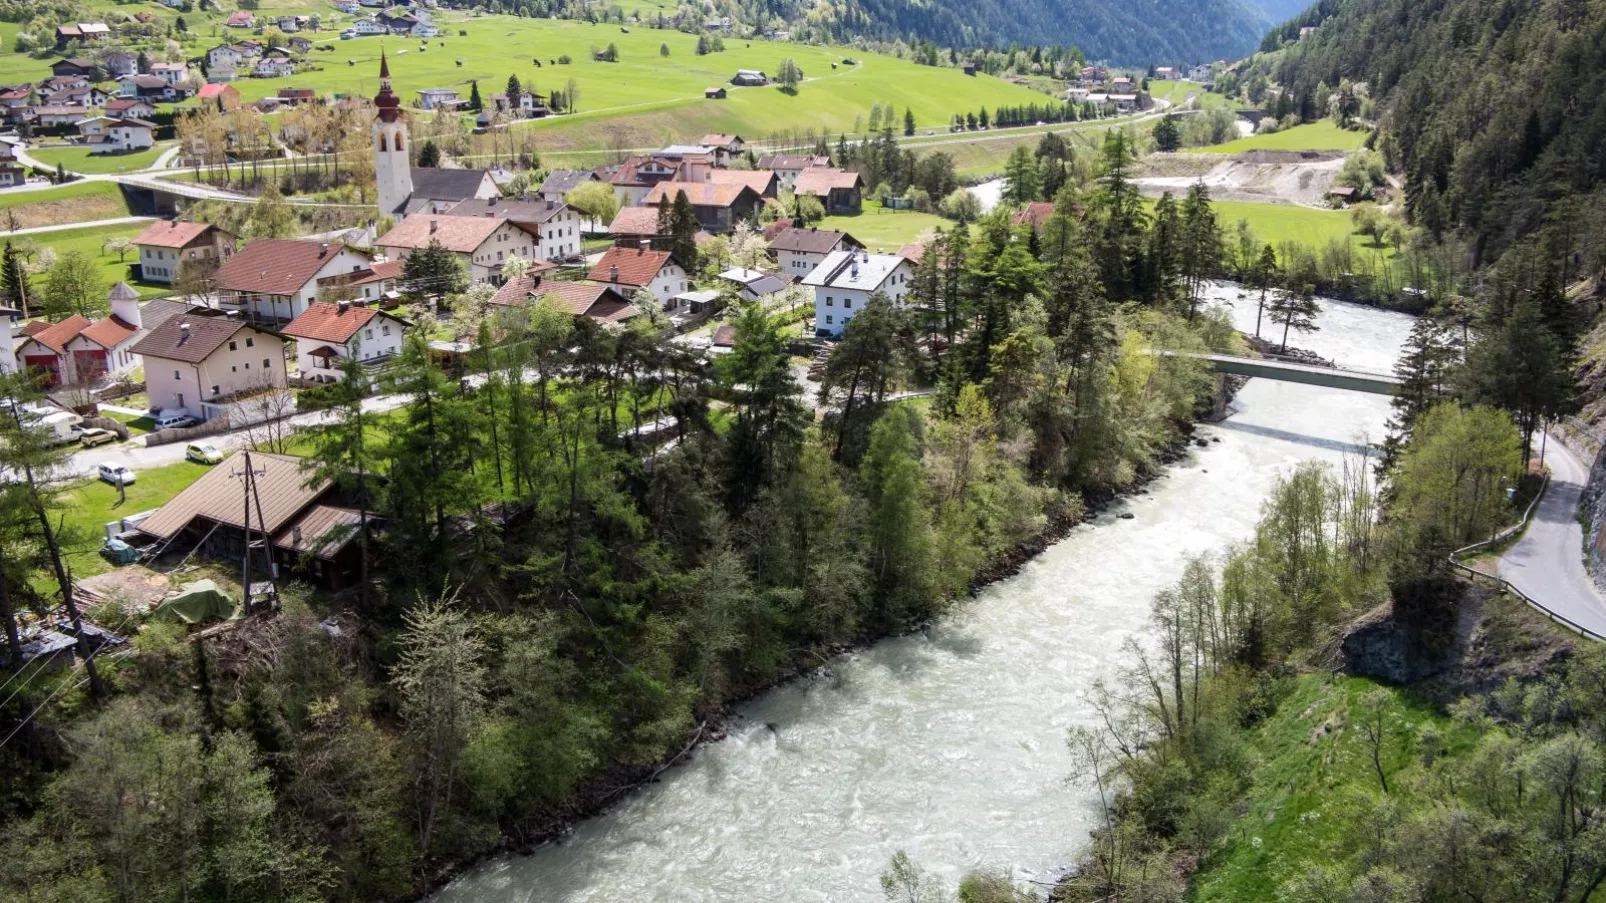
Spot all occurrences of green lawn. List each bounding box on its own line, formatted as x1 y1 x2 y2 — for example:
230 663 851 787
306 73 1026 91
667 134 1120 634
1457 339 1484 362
57 457 212 579
23 222 172 300
1187 120 1370 155
1151 197 1363 256
27 143 175 176
818 201 959 251
0 181 134 230
1147 78 1233 112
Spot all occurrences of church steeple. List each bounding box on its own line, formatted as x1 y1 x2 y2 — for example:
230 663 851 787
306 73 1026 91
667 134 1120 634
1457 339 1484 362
372 49 412 214
374 49 401 123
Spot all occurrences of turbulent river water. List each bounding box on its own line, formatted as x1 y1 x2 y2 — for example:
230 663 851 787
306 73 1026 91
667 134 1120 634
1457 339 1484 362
432 285 1416 903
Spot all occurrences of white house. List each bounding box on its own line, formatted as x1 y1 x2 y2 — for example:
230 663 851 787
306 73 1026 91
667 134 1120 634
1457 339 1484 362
129 316 287 420
255 56 295 79
207 44 243 70
281 301 406 382
586 245 690 306
443 197 582 262
375 214 539 283
214 238 376 322
350 17 390 36
132 220 236 284
12 285 144 385
802 250 914 337
768 226 862 278
150 62 188 85
98 118 156 153
416 88 460 110
315 259 404 305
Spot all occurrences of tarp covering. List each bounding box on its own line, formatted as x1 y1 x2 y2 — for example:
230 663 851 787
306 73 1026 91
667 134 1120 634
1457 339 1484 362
151 580 240 624
102 538 140 565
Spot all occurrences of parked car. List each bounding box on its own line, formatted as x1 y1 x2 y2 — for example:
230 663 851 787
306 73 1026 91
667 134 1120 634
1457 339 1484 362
185 442 224 464
153 410 199 430
98 463 136 486
79 427 118 447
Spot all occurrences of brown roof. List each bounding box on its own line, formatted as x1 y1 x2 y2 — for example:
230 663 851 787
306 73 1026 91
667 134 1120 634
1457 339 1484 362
757 153 830 171
132 220 219 250
280 301 385 344
17 321 49 338
443 197 571 225
215 239 356 296
793 168 863 195
273 504 363 559
79 315 138 349
642 181 757 209
491 276 637 323
769 226 857 255
587 246 676 287
707 169 777 195
136 451 329 541
128 316 259 364
608 206 661 236
376 214 509 254
700 133 741 146
25 315 91 354
897 243 926 264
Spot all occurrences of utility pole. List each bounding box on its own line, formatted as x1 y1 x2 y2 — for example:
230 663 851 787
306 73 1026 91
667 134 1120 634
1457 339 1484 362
234 451 267 614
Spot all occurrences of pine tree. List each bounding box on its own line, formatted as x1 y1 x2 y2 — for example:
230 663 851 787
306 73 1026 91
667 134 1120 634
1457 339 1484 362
1153 115 1181 152
1378 318 1454 475
506 74 521 103
669 190 699 270
401 239 468 297
467 80 483 111
1178 181 1220 319
1001 145 1041 206
0 241 30 316
416 139 441 168
903 106 915 136
1251 244 1278 339
1269 283 1321 353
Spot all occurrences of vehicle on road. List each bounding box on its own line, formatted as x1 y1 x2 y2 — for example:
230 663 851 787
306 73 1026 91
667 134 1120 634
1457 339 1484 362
78 427 118 447
153 410 199 430
98 463 136 486
185 442 224 464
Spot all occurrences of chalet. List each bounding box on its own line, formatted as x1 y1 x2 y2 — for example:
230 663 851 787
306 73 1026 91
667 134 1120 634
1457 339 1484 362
288 36 314 54
120 74 183 102
704 86 726 99
1108 94 1140 111
255 56 295 79
416 88 460 110
537 168 599 203
13 286 144 386
1080 66 1107 83
443 197 583 262
768 226 862 277
282 301 407 382
698 132 746 162
132 221 236 284
276 15 303 32
586 245 690 305
28 106 94 128
207 44 243 70
46 85 108 107
278 87 317 104
225 10 256 27
375 214 539 283
315 259 404 305
215 239 375 322
402 167 501 214
793 168 864 215
78 116 156 153
196 83 242 111
803 250 914 337
105 97 156 119
129 315 286 419
717 267 788 302
1155 66 1181 80
756 153 831 189
607 206 661 243
151 62 188 85
350 17 391 36
51 58 102 80
1188 63 1213 81
489 273 638 326
54 23 110 51
102 52 138 77
0 89 34 121
731 69 768 87
603 155 680 205
706 168 780 200
642 181 764 233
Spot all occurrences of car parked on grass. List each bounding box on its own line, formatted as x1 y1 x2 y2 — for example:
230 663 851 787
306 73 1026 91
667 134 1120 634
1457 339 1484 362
78 427 118 447
185 442 224 465
98 463 136 486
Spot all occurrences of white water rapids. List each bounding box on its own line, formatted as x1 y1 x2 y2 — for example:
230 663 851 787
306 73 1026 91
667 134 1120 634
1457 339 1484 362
432 284 1415 903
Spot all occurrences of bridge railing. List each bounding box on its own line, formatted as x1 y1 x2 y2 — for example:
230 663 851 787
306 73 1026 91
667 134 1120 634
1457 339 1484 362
1446 472 1606 642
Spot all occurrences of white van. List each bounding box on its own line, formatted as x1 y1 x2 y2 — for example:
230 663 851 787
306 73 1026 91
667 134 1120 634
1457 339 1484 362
32 410 84 445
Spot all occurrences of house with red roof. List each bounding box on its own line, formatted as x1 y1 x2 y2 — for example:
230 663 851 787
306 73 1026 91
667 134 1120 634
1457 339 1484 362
281 301 408 383
315 259 406 305
375 214 540 283
133 220 237 285
1010 201 1057 232
586 245 691 305
607 206 662 242
489 273 638 326
225 10 256 28
12 284 145 385
214 239 375 322
195 83 242 111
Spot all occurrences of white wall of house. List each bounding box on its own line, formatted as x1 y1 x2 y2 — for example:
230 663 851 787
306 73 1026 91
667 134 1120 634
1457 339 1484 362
778 248 833 277
381 221 536 284
630 262 689 305
145 331 286 418
227 247 372 320
295 315 404 382
101 124 153 152
64 332 139 378
136 237 229 285
535 207 580 261
811 262 913 337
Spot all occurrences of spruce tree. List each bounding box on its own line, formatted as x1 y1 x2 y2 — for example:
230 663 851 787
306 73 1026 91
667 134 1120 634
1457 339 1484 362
467 80 483 111
669 190 699 270
506 74 521 102
416 139 441 168
0 241 30 317
903 106 916 136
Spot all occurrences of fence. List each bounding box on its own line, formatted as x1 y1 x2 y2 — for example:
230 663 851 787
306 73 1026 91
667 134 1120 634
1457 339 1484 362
1446 472 1606 642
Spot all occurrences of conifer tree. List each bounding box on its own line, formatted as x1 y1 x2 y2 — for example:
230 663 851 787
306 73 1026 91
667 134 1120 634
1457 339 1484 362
669 189 699 270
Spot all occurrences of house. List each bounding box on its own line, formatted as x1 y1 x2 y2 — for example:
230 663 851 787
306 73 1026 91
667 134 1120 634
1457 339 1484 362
0 89 34 121
334 0 361 12
288 36 313 54
102 52 137 78
1188 63 1213 81
704 86 726 99
489 273 637 326
120 74 182 102
793 168 864 215
586 245 690 305
375 214 540 283
151 62 188 85
28 106 95 128
225 10 256 27
231 40 266 60
756 153 831 188
46 85 108 107
13 286 145 386
1011 201 1057 232
802 250 914 337
1155 66 1180 80
400 167 501 214
731 70 768 87
706 168 779 200
281 301 407 382
196 83 242 111
55 24 110 50
641 181 764 233
75 116 156 153
215 239 375 322
961 62 978 76
607 206 662 242
768 226 862 277
315 259 405 305
129 315 286 418
102 98 153 120
443 197 583 262
132 221 237 284
1108 94 1139 112
602 155 680 205
51 58 102 80
276 15 302 32
1080 66 1107 83
717 267 788 302
698 132 745 162
133 451 368 590
415 88 460 110
1111 75 1133 90
537 168 599 203
255 56 295 79
207 44 243 70
277 87 316 104
350 17 390 36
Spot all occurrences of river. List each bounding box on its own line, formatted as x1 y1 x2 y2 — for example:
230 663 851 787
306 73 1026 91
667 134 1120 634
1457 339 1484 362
431 285 1415 903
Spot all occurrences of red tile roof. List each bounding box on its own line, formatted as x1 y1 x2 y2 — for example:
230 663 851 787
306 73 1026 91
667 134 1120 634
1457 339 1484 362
586 246 675 287
27 315 91 354
793 168 863 195
700 133 742 146
281 301 383 344
17 321 48 337
642 181 757 208
490 276 637 323
215 239 356 296
608 206 661 236
196 83 238 100
376 214 508 254
79 315 138 349
132 220 217 249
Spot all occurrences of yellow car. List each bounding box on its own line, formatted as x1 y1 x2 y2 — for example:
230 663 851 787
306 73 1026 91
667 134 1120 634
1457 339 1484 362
185 442 224 465
78 427 118 448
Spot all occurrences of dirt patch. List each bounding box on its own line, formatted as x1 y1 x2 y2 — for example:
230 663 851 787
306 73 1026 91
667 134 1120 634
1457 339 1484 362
76 566 173 613
1134 150 1345 206
3 191 128 229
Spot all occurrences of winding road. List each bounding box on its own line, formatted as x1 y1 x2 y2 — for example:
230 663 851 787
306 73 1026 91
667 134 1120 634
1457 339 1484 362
1498 433 1606 637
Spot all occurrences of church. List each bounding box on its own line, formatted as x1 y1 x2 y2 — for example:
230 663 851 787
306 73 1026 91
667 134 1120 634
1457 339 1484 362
372 53 500 215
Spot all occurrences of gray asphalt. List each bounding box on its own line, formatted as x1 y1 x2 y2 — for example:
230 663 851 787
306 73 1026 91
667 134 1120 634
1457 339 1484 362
1498 433 1606 638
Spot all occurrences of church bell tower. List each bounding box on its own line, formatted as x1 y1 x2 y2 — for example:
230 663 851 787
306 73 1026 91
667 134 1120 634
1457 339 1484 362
373 51 413 215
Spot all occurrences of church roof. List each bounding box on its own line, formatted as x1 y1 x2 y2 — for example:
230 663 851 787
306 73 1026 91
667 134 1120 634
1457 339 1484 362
409 167 493 203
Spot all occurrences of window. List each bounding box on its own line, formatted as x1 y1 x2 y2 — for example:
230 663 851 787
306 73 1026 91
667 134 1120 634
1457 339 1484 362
826 315 833 324
262 358 271 368
364 328 373 340
245 337 254 348
844 298 853 309
228 340 237 351
381 324 390 335
244 362 250 370
172 369 180 379
231 365 237 372
825 296 833 306
211 384 219 395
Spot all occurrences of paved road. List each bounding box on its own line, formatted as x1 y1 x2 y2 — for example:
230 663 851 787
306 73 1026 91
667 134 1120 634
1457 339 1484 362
1498 432 1606 637
0 215 154 238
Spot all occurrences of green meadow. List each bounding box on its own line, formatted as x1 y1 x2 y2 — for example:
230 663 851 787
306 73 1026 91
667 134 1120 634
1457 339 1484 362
1147 196 1363 253
27 143 176 176
0 182 135 230
818 201 959 252
21 222 171 300
1187 120 1369 154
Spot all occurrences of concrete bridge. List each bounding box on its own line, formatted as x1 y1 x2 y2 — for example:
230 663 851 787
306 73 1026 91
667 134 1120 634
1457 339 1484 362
1199 352 1401 395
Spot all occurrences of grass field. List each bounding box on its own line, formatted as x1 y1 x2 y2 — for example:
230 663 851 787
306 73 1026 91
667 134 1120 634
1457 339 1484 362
1187 120 1370 155
818 201 958 251
22 222 171 300
57 458 210 578
1151 197 1363 255
27 143 175 176
0 182 135 230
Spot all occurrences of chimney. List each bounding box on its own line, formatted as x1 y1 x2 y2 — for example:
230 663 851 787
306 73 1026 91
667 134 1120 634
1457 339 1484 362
319 241 329 255
337 300 351 314
179 322 191 341
608 265 619 282
292 526 303 546
638 239 651 251
429 219 438 234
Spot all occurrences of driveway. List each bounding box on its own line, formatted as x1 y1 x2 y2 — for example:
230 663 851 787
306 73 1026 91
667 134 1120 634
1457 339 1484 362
1498 432 1606 637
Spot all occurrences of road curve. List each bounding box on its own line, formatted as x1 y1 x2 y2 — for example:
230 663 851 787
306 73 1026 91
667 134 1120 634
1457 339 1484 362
1498 433 1606 637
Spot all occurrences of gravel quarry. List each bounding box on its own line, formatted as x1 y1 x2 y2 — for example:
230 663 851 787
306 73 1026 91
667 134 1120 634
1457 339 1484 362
1134 149 1347 207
